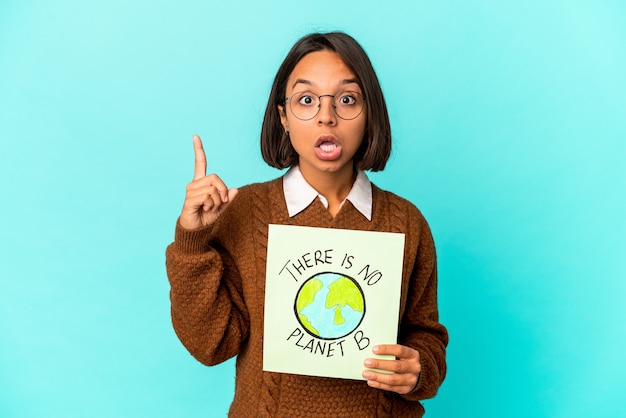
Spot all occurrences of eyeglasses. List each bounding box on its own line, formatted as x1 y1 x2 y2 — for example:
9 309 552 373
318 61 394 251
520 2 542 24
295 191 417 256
284 91 366 121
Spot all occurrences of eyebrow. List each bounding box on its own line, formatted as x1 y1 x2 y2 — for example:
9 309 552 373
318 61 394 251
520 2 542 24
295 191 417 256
291 78 360 89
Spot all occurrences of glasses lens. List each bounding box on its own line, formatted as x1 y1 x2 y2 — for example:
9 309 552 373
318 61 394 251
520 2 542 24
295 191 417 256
288 91 364 120
334 91 364 120
289 92 319 120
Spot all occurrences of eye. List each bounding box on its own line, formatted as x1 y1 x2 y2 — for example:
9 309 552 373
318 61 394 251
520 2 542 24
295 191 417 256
338 92 358 105
296 93 316 106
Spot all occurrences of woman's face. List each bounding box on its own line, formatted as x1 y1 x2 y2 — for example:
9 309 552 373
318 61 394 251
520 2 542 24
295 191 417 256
278 50 366 182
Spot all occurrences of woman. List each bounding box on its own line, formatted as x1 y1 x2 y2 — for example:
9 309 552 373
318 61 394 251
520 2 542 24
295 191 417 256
166 31 448 417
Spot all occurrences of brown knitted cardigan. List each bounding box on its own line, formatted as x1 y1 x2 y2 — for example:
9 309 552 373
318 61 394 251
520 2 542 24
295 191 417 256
166 177 448 417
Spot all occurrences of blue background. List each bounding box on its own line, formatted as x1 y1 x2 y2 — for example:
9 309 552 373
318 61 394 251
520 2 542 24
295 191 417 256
1 1 624 417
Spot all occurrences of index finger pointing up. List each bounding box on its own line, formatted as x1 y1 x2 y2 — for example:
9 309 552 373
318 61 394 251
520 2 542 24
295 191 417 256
193 134 207 180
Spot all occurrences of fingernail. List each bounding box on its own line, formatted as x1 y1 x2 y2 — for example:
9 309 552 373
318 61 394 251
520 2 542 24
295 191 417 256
372 345 380 354
362 371 371 379
364 359 372 367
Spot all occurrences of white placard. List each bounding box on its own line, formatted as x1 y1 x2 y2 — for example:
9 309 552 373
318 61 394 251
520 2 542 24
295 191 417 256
263 224 405 380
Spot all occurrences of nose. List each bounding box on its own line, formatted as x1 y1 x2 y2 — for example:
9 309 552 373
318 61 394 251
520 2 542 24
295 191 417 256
316 95 337 125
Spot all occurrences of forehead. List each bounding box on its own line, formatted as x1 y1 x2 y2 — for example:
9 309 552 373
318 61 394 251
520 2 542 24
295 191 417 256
287 50 357 90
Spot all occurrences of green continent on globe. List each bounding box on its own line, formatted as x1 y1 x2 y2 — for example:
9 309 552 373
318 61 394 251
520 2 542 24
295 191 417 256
333 306 345 325
326 276 364 313
296 278 323 336
297 278 323 311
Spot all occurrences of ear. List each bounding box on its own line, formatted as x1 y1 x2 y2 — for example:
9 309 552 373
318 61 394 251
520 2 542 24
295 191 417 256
278 105 289 133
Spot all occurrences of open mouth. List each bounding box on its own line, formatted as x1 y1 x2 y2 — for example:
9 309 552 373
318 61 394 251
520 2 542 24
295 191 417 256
315 135 342 161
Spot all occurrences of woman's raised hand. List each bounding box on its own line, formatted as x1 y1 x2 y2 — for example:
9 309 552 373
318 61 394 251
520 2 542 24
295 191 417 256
179 135 239 230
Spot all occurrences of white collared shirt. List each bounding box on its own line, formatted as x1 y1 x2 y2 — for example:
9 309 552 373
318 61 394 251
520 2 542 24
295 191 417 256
282 165 372 221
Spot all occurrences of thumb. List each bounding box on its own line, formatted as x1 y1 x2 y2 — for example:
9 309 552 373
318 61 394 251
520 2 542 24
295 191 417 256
225 187 239 203
215 188 239 217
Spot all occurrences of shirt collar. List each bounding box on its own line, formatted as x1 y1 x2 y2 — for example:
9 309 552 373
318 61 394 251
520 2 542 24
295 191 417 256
283 165 372 221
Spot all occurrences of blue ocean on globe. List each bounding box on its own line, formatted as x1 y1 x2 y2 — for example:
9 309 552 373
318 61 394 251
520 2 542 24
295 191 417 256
298 272 365 339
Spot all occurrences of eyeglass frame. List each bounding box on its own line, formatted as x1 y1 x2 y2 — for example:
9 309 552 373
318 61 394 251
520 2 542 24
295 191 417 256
283 90 367 121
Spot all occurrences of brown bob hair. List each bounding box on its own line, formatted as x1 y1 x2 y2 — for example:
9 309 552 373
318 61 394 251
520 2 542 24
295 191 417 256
260 32 392 172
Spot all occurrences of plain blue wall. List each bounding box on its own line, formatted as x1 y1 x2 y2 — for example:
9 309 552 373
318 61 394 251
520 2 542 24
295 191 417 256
1 1 624 417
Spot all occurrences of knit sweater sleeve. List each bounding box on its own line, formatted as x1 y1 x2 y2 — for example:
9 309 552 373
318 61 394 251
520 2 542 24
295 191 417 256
398 209 448 401
165 215 250 366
